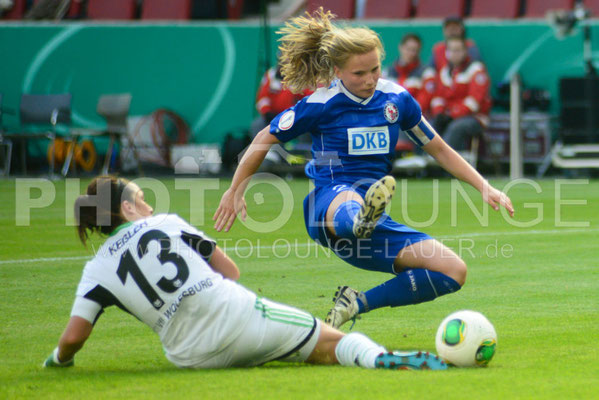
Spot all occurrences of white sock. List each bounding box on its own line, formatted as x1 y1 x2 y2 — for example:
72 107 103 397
334 332 386 369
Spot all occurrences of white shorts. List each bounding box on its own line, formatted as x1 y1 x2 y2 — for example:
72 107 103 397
187 297 320 369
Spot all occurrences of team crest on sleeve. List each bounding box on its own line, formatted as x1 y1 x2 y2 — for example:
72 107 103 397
384 102 399 123
278 110 295 131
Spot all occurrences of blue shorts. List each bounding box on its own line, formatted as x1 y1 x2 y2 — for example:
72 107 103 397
303 182 432 274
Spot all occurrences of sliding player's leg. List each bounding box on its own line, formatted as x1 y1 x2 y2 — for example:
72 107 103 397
198 296 445 370
307 322 447 370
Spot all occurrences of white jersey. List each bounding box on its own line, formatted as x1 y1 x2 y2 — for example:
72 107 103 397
70 214 257 366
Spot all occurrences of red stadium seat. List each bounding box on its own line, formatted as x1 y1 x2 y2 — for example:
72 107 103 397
524 0 574 18
582 0 599 17
67 0 84 18
227 0 245 20
142 0 192 20
363 0 412 19
470 0 522 18
306 0 355 19
87 0 137 20
415 0 465 18
2 0 28 19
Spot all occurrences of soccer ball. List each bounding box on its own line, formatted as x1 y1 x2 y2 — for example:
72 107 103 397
435 310 497 367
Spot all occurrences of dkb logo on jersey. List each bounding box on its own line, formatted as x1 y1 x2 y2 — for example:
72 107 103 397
347 126 390 155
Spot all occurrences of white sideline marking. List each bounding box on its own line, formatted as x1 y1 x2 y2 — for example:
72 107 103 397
0 255 92 265
1 227 596 265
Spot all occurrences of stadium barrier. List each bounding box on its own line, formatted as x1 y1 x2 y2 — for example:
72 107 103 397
1 20 597 161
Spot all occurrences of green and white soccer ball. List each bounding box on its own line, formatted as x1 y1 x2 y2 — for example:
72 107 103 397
435 310 497 367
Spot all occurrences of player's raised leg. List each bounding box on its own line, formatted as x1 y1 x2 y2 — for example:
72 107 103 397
357 239 466 312
307 322 447 370
327 240 466 328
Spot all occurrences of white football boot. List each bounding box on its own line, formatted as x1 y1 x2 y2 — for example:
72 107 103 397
353 176 396 239
325 286 361 329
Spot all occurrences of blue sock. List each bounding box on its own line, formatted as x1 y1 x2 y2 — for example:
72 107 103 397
356 269 461 313
332 200 361 239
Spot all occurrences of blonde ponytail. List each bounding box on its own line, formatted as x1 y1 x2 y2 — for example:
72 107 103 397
277 7 384 93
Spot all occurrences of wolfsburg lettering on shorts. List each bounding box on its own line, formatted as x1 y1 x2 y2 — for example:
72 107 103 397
108 221 149 255
162 279 213 321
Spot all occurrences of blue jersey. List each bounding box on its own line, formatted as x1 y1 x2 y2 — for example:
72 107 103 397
270 78 433 188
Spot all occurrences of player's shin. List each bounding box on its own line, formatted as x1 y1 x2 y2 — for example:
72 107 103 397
334 332 386 368
358 269 461 312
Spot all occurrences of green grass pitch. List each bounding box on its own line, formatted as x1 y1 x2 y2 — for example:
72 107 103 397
1 177 598 399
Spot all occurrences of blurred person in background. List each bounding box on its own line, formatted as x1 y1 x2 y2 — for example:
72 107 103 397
430 36 491 156
429 16 481 72
251 61 313 136
250 61 313 167
384 33 435 116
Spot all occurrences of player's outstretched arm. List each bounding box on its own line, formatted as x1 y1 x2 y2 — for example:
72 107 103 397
423 131 514 217
43 316 93 368
213 126 280 232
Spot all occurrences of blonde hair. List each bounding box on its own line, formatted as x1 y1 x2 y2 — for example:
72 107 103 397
277 8 385 93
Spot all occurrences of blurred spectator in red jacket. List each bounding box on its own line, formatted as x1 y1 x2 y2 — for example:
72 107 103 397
385 33 435 115
251 63 312 136
430 16 481 72
431 36 491 152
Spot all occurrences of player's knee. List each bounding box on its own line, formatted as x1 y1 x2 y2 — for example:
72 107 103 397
307 323 344 365
452 258 467 287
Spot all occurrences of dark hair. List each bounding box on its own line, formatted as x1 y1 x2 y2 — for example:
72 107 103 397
400 33 421 46
443 16 464 28
443 16 466 39
74 175 135 245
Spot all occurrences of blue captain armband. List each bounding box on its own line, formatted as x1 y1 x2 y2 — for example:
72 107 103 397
405 118 437 147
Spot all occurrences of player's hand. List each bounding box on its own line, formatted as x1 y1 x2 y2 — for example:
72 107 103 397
482 183 514 217
213 188 247 232
43 348 74 368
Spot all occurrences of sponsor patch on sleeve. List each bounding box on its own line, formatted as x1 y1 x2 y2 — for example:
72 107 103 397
278 110 295 131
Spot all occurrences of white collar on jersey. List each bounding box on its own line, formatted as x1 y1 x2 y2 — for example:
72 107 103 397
338 80 376 105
